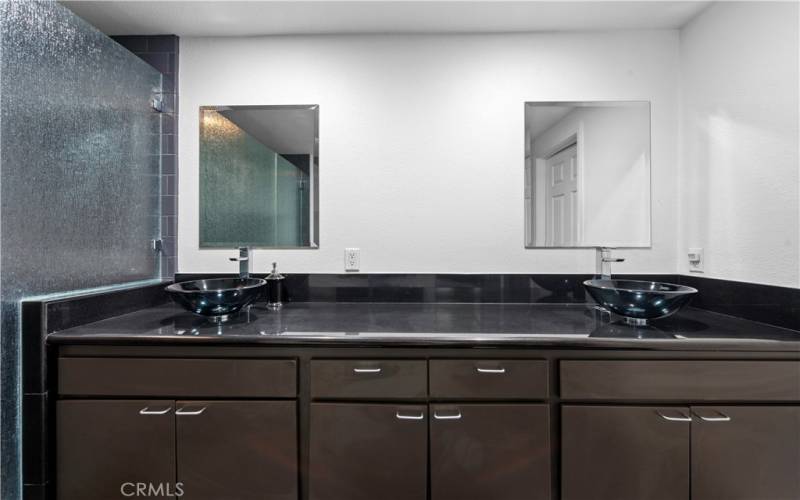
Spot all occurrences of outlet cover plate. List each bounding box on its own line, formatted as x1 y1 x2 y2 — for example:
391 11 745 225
345 248 360 272
688 247 704 273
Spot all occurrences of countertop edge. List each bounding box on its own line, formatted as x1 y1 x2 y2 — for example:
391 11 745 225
46 332 800 352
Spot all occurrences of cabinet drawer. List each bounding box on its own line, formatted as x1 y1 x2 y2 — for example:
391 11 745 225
561 361 800 401
430 360 549 399
310 360 427 399
59 358 297 397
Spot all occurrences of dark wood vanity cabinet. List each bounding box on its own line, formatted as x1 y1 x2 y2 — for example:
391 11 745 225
308 359 552 500
561 360 800 500
309 403 551 500
430 403 551 500
308 403 429 500
561 405 691 500
57 400 298 500
563 405 800 500
54 350 800 500
176 400 297 500
57 400 177 500
691 406 800 500
57 357 299 500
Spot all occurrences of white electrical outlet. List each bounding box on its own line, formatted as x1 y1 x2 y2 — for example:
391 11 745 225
344 248 360 272
688 247 704 273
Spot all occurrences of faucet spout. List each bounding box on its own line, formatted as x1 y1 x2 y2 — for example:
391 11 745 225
229 247 251 279
596 247 624 280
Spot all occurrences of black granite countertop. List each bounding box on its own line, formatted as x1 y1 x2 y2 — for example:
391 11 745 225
47 302 800 351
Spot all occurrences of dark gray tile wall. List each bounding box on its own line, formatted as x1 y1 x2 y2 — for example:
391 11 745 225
113 35 179 278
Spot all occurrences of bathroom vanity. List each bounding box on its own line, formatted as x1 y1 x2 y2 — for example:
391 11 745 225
48 302 800 500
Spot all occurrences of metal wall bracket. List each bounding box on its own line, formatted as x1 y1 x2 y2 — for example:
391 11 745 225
150 96 164 113
152 239 164 253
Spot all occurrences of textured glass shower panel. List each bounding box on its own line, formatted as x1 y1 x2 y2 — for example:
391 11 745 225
200 110 276 246
200 110 307 247
1 1 162 291
0 2 163 498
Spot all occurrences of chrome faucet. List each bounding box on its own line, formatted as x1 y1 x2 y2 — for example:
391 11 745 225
229 247 250 279
596 247 624 280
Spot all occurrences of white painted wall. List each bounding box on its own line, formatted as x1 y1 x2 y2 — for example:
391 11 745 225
678 2 800 287
179 31 680 274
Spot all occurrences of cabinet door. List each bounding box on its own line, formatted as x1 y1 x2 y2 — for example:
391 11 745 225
692 406 800 500
430 404 551 500
561 405 690 500
57 400 176 500
309 403 427 500
176 401 297 500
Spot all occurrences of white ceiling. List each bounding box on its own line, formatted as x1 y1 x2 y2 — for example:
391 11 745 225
61 1 711 37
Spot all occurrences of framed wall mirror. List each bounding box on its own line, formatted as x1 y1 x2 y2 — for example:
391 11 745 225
199 104 319 248
524 101 651 248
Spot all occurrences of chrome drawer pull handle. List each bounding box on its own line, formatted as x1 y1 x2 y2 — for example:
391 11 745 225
176 407 207 416
353 367 381 374
699 415 731 422
433 411 462 420
396 411 425 421
476 367 506 374
697 411 731 422
656 410 692 422
139 407 171 416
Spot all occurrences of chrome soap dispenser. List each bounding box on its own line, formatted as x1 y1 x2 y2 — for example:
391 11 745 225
266 262 285 309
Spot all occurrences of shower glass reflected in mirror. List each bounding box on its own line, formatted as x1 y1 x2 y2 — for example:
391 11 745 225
524 101 651 248
199 105 319 248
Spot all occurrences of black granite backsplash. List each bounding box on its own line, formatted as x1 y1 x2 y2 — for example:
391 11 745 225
173 273 800 331
278 273 682 304
175 273 592 303
678 275 800 331
175 273 662 303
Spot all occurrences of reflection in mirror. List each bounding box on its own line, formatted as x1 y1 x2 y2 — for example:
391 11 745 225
524 101 650 248
199 105 319 248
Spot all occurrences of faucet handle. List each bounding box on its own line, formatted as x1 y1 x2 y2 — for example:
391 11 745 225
596 247 624 280
229 247 250 262
599 247 624 262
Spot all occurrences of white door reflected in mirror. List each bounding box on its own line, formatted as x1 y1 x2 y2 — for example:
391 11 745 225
524 101 651 248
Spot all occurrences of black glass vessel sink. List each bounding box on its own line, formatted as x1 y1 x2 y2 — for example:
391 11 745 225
583 279 698 324
166 278 267 317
